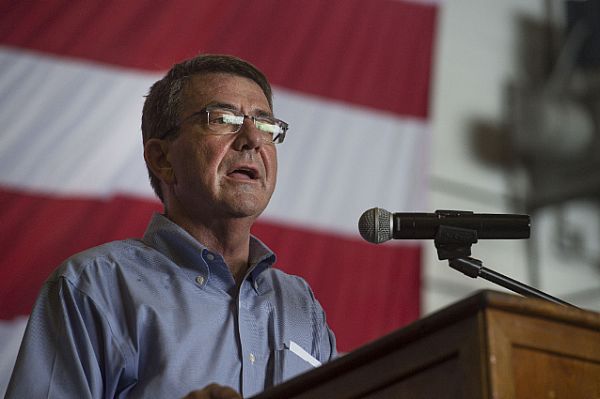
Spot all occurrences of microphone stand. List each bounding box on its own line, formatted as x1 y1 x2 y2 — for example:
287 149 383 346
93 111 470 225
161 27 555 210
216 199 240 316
434 225 578 308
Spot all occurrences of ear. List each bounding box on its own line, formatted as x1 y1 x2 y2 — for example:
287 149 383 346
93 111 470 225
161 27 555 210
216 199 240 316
144 138 176 185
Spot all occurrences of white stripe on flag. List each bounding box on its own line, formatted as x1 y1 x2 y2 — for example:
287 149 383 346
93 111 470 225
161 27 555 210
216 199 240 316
0 46 157 198
0 47 429 236
269 88 429 235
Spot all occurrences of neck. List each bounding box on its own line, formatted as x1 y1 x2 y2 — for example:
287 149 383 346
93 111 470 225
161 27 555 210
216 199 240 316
167 210 255 285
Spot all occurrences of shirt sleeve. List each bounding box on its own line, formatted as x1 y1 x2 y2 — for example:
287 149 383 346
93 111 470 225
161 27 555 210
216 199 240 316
311 287 338 363
5 276 133 399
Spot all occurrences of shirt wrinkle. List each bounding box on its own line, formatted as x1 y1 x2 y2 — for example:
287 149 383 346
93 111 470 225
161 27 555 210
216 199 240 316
57 276 133 368
5 212 337 399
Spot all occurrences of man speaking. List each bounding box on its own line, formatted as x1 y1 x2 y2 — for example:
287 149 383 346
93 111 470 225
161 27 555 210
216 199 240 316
6 54 337 399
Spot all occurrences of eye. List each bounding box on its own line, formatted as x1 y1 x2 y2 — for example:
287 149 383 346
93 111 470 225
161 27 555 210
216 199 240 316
210 111 243 125
254 120 281 135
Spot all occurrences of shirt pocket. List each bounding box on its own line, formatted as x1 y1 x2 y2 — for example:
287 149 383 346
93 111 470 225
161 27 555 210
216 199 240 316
272 343 316 385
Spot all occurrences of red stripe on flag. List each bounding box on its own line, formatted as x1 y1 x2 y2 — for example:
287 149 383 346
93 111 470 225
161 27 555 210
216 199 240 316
0 0 437 117
0 187 419 351
0 188 162 318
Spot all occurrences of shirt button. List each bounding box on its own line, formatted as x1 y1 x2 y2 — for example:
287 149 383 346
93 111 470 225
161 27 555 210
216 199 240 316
205 253 215 261
249 353 256 364
195 276 205 285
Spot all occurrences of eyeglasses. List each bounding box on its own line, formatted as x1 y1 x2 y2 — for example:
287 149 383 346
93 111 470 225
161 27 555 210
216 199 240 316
160 106 289 144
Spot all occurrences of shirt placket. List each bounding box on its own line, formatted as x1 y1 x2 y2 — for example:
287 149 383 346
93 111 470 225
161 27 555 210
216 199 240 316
237 278 265 397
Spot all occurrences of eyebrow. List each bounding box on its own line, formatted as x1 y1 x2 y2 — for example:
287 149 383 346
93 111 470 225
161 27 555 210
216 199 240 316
205 102 273 118
206 102 237 111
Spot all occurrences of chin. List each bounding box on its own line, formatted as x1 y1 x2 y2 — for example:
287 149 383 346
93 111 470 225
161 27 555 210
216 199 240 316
224 189 271 216
224 199 267 219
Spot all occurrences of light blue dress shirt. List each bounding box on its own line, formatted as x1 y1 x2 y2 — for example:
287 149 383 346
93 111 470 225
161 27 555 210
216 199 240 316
6 213 336 398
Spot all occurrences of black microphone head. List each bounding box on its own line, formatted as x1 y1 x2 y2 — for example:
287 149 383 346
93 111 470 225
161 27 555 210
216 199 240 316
358 207 393 244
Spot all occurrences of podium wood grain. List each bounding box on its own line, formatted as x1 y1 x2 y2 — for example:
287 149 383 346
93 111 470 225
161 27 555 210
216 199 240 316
253 290 600 399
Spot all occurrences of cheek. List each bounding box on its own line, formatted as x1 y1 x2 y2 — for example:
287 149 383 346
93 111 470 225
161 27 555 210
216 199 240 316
170 143 210 188
189 141 225 176
271 156 278 185
266 147 278 174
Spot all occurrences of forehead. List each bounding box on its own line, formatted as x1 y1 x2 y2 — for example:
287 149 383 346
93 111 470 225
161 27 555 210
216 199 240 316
182 72 271 112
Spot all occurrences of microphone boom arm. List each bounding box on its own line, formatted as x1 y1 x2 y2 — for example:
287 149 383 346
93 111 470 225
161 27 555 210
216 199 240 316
434 225 577 308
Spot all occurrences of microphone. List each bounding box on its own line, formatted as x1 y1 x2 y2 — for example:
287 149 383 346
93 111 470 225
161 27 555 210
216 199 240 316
358 207 530 244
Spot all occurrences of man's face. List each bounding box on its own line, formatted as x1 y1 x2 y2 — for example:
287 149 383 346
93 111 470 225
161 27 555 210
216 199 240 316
165 72 278 223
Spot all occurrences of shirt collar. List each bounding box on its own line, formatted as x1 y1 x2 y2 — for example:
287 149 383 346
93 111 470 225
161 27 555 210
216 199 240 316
142 213 276 280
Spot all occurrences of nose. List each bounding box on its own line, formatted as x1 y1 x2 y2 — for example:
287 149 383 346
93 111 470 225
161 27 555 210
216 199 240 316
232 117 264 151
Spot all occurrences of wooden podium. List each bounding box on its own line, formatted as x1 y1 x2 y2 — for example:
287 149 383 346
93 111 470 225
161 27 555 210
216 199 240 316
253 290 600 399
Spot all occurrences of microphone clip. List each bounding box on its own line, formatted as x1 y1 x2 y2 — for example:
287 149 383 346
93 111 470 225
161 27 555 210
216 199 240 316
434 225 478 261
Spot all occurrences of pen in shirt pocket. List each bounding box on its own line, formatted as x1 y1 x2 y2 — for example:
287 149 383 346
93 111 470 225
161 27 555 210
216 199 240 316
284 340 322 367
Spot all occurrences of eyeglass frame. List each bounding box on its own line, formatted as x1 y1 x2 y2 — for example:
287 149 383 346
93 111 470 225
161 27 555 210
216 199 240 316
158 105 289 144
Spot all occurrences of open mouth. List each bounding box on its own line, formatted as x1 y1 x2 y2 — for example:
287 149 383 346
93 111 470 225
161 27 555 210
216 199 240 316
227 166 258 180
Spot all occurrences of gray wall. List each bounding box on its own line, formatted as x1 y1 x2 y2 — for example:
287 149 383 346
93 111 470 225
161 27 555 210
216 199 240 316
424 0 600 313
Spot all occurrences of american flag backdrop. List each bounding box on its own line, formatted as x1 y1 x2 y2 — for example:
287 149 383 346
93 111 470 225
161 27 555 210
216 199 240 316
0 0 437 394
